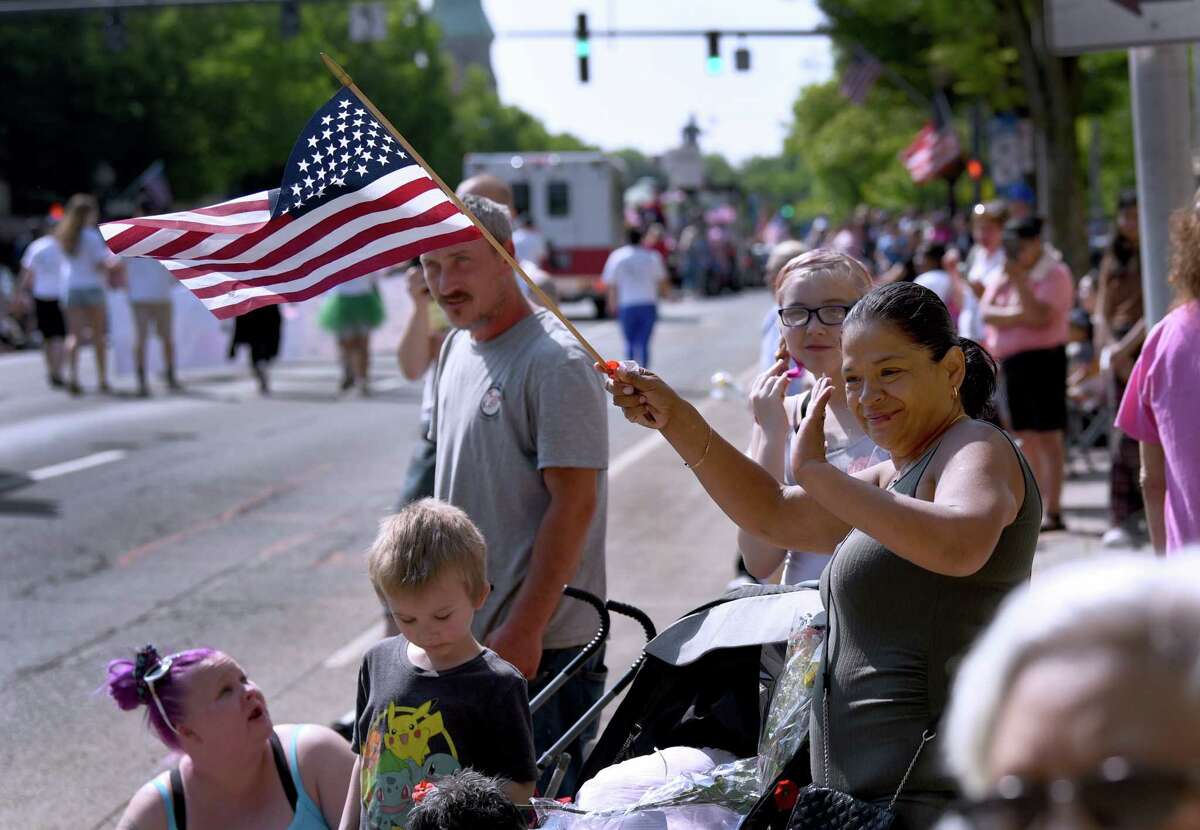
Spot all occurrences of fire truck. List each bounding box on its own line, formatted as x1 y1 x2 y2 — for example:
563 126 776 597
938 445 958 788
462 151 625 317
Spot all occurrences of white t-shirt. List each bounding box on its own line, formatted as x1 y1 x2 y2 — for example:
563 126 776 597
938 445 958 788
61 229 113 292
601 245 665 308
914 270 982 341
20 235 67 300
125 257 176 302
512 227 548 266
967 245 1005 289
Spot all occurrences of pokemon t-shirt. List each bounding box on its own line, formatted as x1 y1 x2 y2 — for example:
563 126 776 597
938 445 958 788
351 637 536 830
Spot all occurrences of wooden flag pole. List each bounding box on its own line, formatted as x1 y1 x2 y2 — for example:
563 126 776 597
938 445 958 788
319 53 613 371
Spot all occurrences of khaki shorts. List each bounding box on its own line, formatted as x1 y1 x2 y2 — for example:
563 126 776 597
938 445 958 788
132 301 173 339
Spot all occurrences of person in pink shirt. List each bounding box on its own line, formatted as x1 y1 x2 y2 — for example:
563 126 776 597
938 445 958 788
981 217 1075 532
1115 203 1200 554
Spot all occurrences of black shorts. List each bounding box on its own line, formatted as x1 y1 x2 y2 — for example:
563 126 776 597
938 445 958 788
1002 345 1067 433
34 298 66 339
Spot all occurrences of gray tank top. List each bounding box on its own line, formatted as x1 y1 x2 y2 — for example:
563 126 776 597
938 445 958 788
811 421 1041 828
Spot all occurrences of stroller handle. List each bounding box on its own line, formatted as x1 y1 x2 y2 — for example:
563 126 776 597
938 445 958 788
529 586 610 715
605 598 657 643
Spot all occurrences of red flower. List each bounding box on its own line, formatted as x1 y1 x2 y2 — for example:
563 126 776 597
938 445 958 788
773 780 800 811
412 781 436 804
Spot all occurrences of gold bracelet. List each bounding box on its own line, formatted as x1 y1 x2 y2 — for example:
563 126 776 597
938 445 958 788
684 423 714 470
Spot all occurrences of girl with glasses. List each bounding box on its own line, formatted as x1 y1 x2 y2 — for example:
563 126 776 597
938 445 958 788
740 250 886 584
107 645 353 830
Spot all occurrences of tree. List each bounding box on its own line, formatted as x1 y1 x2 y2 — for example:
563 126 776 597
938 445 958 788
0 0 587 214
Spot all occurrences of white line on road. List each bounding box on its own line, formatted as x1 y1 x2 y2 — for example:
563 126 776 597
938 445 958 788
28 450 127 482
323 620 384 669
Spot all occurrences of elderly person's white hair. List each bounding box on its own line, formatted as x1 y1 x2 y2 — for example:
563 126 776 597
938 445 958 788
943 552 1200 797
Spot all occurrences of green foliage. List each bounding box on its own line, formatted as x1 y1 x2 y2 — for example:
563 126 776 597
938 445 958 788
1 0 585 212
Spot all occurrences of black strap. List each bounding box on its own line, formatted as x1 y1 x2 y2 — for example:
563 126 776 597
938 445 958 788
168 768 187 830
270 731 299 812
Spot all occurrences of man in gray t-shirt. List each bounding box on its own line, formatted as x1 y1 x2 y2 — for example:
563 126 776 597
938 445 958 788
421 194 608 792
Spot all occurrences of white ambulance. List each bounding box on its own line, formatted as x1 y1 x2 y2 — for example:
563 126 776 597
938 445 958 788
462 151 626 317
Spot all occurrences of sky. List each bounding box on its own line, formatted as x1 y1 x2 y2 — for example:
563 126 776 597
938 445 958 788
476 0 833 164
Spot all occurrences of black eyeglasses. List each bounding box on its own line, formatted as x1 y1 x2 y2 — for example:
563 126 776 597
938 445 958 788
777 304 855 328
947 758 1200 830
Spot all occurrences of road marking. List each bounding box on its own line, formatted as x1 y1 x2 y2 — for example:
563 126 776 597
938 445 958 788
324 621 384 669
28 450 127 482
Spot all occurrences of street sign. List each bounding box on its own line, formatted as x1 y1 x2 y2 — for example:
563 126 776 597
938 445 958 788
1048 0 1200 55
349 2 387 44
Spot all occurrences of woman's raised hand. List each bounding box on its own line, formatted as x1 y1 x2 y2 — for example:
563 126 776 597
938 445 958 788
749 359 791 437
596 361 682 431
792 374 835 481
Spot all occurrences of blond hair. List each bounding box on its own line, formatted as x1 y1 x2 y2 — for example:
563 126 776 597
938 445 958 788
56 193 99 257
775 247 872 301
367 499 487 599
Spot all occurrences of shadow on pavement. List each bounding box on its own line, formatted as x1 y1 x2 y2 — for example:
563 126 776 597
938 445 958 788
0 496 59 518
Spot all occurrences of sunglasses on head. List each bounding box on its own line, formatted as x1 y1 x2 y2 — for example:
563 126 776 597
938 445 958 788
142 655 179 736
947 758 1200 830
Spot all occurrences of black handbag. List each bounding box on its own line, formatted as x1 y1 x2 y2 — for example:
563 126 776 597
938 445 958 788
788 575 936 830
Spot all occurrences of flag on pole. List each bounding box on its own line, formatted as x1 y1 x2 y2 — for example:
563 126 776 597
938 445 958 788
839 51 882 105
901 122 962 184
100 88 480 319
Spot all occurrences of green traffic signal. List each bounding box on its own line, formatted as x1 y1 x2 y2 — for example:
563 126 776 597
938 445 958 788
576 39 590 58
706 55 723 74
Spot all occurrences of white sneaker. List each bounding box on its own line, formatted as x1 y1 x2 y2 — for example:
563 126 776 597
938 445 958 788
1102 526 1134 548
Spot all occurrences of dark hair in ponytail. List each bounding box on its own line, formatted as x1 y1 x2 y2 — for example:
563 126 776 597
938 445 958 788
845 281 997 419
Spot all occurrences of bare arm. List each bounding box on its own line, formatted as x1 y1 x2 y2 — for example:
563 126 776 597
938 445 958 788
980 279 1051 327
1140 441 1168 555
737 379 796 578
398 266 441 380
486 466 599 677
792 386 1021 576
337 756 362 830
296 725 357 830
604 365 854 553
115 782 168 830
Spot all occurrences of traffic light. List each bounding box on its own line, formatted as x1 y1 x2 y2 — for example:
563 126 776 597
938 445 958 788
966 158 984 181
735 42 751 72
706 31 722 74
575 13 590 83
280 0 300 39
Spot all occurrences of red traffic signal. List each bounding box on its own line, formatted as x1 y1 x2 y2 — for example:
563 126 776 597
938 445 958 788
966 158 984 181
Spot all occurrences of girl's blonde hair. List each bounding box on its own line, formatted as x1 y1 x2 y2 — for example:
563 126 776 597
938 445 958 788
55 193 99 257
775 248 872 301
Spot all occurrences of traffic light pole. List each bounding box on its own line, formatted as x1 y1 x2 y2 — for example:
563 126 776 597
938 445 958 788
1129 44 1194 326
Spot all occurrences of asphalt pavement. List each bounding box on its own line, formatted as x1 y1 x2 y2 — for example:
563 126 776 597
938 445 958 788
0 281 766 828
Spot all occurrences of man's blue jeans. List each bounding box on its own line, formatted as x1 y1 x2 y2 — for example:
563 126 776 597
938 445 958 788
528 644 607 797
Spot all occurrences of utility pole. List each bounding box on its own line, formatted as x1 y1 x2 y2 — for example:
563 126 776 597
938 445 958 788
1129 44 1194 326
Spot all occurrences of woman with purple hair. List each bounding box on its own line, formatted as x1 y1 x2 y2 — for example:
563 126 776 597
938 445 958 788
107 645 353 830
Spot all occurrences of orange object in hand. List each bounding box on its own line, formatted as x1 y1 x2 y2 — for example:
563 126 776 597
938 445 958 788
605 360 620 376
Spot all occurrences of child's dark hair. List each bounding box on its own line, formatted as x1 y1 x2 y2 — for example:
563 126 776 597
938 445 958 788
845 282 998 420
406 770 525 830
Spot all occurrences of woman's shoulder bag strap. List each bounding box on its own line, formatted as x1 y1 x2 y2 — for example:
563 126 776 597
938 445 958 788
168 768 187 830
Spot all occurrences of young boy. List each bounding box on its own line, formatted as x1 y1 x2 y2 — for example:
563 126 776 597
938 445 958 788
339 499 537 830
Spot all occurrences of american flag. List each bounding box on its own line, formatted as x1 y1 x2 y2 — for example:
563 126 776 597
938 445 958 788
901 122 962 184
839 52 882 106
100 87 480 319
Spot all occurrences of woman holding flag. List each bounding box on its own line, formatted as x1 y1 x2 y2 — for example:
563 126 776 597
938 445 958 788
602 280 1040 825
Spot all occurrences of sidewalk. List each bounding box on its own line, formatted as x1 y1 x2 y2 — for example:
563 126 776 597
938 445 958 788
1035 448 1154 571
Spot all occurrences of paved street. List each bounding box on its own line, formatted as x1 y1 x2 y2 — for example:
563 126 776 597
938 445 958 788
0 282 765 828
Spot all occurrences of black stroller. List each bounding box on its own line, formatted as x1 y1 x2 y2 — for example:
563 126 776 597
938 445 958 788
535 583 823 827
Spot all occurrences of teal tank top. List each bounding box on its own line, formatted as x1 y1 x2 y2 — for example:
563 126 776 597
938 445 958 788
151 727 330 830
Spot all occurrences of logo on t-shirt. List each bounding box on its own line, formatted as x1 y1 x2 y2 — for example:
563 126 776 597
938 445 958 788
361 699 461 830
480 385 502 418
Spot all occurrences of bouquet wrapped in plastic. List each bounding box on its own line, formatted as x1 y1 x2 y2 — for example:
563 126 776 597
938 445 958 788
533 610 824 828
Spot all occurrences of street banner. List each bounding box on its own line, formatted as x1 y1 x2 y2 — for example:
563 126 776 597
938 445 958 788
98 88 481 320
